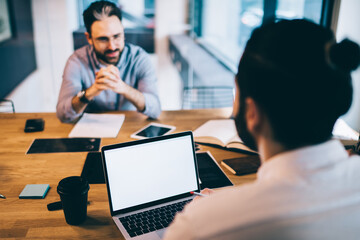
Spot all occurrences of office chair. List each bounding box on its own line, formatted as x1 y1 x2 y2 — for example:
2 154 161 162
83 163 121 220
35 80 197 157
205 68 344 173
182 86 234 109
0 99 15 113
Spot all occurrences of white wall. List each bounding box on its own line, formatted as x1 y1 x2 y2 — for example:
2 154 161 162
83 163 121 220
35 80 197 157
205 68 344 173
6 0 78 112
155 0 188 110
119 0 145 17
336 0 360 130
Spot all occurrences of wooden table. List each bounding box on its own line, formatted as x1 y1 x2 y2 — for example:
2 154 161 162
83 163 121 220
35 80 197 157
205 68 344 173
0 109 256 239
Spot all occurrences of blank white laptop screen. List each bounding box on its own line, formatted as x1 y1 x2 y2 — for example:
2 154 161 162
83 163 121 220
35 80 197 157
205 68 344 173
103 135 198 211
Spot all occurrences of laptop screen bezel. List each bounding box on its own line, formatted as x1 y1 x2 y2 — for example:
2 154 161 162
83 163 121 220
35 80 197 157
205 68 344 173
101 131 200 216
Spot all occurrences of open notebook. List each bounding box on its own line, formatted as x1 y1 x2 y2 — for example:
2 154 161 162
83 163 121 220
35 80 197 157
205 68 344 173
193 119 257 154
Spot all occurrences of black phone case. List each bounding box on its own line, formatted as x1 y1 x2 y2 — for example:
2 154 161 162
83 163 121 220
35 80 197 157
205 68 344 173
24 118 44 132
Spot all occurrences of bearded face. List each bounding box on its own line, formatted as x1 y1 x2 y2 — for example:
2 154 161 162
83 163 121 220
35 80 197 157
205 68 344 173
234 97 258 152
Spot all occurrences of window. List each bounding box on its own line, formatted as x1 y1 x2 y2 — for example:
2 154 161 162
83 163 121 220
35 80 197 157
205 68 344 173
190 0 324 73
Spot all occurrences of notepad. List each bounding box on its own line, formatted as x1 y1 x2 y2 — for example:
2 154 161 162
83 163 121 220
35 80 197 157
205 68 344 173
19 184 50 199
221 155 261 176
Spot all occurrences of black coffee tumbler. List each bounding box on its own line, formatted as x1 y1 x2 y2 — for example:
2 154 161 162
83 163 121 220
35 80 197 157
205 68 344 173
57 176 90 225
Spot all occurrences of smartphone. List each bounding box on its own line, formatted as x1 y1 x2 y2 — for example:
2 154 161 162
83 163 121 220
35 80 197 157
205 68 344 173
24 118 45 132
131 123 176 139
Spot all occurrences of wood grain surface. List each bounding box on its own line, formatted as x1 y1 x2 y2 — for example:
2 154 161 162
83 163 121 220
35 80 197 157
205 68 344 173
0 109 256 239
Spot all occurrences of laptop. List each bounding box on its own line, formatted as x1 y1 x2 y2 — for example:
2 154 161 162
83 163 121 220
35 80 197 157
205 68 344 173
101 131 200 239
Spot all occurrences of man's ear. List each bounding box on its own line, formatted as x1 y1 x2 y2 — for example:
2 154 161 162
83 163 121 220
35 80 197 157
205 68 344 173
85 32 93 45
245 97 262 134
232 78 240 118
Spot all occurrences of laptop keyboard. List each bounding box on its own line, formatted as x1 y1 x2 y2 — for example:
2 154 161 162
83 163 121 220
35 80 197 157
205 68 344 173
119 199 192 238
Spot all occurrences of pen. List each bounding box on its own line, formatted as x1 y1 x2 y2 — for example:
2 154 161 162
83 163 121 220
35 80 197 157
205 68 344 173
190 191 208 197
0 193 6 199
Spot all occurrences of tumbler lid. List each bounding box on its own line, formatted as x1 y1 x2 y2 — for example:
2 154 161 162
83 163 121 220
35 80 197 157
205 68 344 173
57 176 89 195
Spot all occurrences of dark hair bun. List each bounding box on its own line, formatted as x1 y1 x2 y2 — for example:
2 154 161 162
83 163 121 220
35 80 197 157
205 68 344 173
329 39 360 72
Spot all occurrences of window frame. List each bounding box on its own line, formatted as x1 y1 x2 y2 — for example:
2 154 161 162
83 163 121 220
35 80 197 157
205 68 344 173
189 0 338 74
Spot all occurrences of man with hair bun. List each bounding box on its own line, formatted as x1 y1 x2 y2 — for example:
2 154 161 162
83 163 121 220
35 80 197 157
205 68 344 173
164 19 360 240
56 0 161 123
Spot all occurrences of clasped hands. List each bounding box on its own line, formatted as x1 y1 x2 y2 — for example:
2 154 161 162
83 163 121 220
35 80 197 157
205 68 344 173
87 65 127 97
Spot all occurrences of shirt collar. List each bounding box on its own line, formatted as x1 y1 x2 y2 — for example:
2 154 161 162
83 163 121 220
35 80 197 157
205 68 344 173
257 140 348 182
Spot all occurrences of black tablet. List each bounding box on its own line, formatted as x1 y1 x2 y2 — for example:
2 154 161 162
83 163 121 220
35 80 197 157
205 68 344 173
131 123 176 139
196 151 233 189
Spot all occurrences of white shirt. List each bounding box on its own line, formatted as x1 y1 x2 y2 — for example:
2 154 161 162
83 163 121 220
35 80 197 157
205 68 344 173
163 140 360 240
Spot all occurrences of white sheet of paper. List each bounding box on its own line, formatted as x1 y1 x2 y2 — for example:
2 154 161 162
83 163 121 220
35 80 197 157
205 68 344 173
69 113 125 138
332 118 359 140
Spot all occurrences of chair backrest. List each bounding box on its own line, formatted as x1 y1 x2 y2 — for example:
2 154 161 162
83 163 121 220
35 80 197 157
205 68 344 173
0 99 15 113
182 86 234 109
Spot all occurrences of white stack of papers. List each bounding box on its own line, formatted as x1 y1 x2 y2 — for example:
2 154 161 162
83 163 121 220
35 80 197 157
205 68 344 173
69 113 125 138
